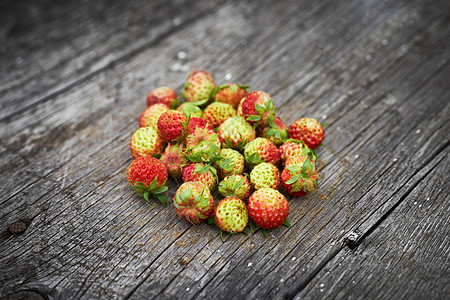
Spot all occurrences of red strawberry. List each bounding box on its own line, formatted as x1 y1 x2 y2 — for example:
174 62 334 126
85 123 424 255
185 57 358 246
139 103 170 129
213 197 249 237
248 188 289 230
241 91 277 126
288 118 324 149
157 110 187 143
279 139 317 166
243 137 280 167
212 83 249 109
146 86 179 108
202 102 236 129
159 144 190 180
129 126 165 159
281 156 319 196
186 117 213 136
182 163 217 190
182 70 216 106
257 116 288 146
174 182 214 225
126 157 168 204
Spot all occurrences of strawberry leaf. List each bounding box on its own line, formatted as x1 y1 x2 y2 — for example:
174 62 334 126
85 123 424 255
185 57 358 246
156 193 167 205
249 219 257 234
207 216 217 225
255 104 265 114
263 229 269 237
283 219 291 227
247 115 262 122
189 98 209 107
285 174 301 185
195 164 209 174
233 176 247 191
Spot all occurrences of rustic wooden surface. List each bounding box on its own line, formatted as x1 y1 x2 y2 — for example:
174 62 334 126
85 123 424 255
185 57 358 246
1 0 449 299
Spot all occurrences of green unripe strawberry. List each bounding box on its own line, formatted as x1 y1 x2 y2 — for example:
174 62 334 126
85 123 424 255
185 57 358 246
185 127 221 163
216 148 244 179
218 116 256 150
249 162 280 190
139 103 170 129
174 182 214 225
202 102 236 129
182 70 216 106
177 102 203 118
214 197 249 234
129 126 165 159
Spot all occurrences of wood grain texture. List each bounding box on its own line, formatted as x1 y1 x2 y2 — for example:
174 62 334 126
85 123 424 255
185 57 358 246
0 0 449 299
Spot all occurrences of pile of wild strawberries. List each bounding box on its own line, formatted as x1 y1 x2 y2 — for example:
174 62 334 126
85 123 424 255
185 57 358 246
126 70 325 239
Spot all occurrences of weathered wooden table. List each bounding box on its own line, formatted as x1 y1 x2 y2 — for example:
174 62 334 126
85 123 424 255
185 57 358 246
1 0 449 299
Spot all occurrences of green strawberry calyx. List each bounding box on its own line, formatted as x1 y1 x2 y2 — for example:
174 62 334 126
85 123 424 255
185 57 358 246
133 177 168 205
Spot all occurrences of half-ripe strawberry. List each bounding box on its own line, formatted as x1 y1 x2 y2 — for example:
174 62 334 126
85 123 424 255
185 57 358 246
241 91 277 126
182 70 216 106
146 86 179 109
248 188 289 230
212 83 249 109
288 118 325 149
173 182 214 225
126 157 168 204
218 116 256 150
139 103 170 129
182 163 217 191
249 162 280 190
243 137 280 168
279 139 317 166
257 116 288 146
185 127 221 163
159 143 190 181
186 117 214 136
129 126 165 159
202 102 236 129
218 174 252 201
214 197 248 236
157 110 187 143
215 148 244 179
281 156 319 196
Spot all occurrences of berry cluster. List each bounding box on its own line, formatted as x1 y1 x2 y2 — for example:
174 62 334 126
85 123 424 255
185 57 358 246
126 70 325 239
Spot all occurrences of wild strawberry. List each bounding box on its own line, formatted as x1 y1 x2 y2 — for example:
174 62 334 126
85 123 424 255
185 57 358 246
257 116 288 146
218 116 256 150
279 139 317 165
126 156 168 204
236 97 245 116
185 127 221 163
218 174 252 201
214 197 248 236
243 137 280 168
249 162 280 190
202 102 236 129
182 70 216 105
157 110 187 143
281 156 319 196
177 102 203 118
146 86 178 109
212 83 249 109
173 182 214 225
241 91 277 126
288 118 324 149
129 126 165 159
182 163 217 190
159 144 190 180
248 188 289 230
215 148 244 179
139 103 170 129
185 117 213 135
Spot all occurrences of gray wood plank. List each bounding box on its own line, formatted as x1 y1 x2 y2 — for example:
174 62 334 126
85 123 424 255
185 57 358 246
296 149 449 300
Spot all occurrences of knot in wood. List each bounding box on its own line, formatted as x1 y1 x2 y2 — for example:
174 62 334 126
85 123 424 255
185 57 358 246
345 231 359 248
9 221 27 234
